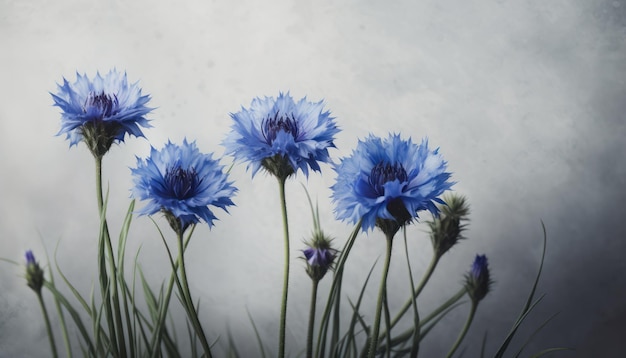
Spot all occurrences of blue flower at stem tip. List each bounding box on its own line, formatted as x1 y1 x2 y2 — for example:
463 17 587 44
131 139 237 234
332 133 454 236
51 69 153 157
223 92 339 180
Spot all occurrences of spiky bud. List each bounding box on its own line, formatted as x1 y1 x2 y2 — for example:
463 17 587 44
464 254 493 303
428 194 470 257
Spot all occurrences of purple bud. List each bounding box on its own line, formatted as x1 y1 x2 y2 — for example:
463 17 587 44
25 250 36 265
302 245 337 282
25 250 44 293
465 254 492 303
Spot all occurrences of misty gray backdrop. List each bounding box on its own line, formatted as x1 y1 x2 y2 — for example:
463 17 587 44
1 0 625 356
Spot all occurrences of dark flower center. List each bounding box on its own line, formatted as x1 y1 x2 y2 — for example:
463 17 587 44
164 166 201 199
84 91 118 117
369 161 408 195
262 112 299 144
370 162 412 234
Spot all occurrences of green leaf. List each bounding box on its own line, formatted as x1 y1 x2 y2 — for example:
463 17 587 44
43 281 96 355
343 259 378 357
513 312 560 357
316 220 361 357
246 308 268 358
493 222 548 358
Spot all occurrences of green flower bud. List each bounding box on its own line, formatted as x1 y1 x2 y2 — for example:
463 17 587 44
428 194 470 257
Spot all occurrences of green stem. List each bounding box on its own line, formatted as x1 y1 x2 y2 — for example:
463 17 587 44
376 288 466 354
38 291 59 358
95 156 122 357
420 288 466 328
315 220 361 358
368 234 394 358
278 177 290 358
445 301 477 358
101 164 127 357
387 253 440 334
382 291 392 358
306 279 319 358
176 231 213 358
403 230 420 358
150 223 195 357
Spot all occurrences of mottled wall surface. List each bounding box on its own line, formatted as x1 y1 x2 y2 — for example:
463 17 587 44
1 0 625 356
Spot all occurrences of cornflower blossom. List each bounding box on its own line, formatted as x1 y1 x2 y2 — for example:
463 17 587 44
51 69 152 157
223 92 339 180
131 139 236 234
332 133 454 236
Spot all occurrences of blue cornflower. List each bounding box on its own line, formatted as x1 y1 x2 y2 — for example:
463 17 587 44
465 254 493 303
131 139 237 234
331 134 454 235
223 92 339 180
51 69 153 157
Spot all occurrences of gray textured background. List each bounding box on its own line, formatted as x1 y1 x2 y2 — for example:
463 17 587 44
1 0 625 356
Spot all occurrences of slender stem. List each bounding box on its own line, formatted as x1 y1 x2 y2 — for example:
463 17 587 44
94 156 120 357
368 234 394 358
315 220 361 358
420 288 466 328
330 271 341 354
150 223 195 356
445 301 477 358
306 279 319 358
387 253 440 333
177 231 213 358
377 288 466 353
103 205 127 357
382 291 392 358
99 157 128 357
403 229 420 358
278 177 291 358
38 291 59 358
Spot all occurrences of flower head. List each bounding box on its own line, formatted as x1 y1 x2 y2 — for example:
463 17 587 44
428 194 470 257
25 250 44 293
331 134 454 236
465 254 493 303
51 69 153 157
131 139 237 234
223 92 339 180
302 232 337 282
